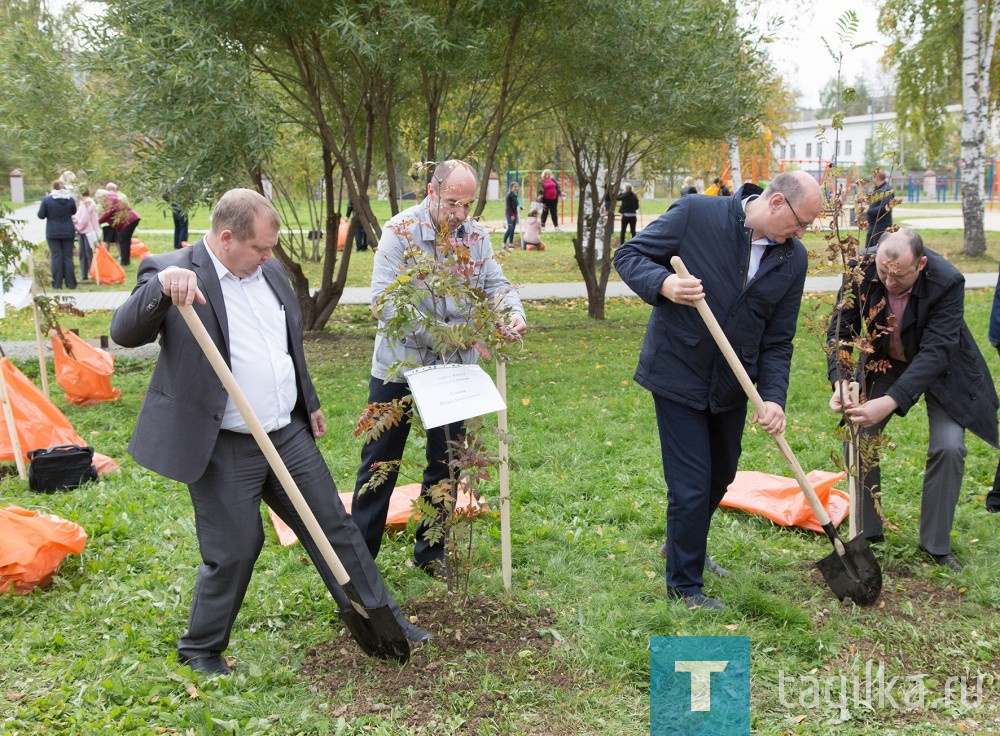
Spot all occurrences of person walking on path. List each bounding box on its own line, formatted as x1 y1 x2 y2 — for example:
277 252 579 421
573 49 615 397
828 228 999 570
503 181 521 246
538 169 561 229
98 185 140 266
37 179 78 290
74 188 100 281
110 188 429 676
616 183 640 244
350 160 526 578
614 170 823 612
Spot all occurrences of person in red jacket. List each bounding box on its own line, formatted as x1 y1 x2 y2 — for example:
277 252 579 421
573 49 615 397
98 186 141 266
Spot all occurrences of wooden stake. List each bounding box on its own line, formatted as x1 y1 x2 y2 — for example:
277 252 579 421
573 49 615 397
497 360 512 591
26 254 49 397
0 360 27 480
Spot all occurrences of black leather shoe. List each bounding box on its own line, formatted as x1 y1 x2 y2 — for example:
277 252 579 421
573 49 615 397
402 621 434 644
918 545 963 572
179 653 231 676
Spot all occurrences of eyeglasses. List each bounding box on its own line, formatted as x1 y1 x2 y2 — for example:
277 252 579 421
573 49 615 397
439 198 475 209
783 197 811 229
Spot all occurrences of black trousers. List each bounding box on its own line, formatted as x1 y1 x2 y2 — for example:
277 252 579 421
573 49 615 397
351 377 465 564
540 197 559 227
178 417 405 659
620 214 637 243
117 219 139 266
653 392 745 596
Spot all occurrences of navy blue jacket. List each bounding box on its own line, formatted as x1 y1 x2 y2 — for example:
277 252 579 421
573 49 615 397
37 192 78 240
613 185 808 413
865 181 893 248
827 249 998 447
989 261 1000 352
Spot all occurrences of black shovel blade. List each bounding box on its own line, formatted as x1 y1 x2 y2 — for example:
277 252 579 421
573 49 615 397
338 581 411 662
815 535 882 606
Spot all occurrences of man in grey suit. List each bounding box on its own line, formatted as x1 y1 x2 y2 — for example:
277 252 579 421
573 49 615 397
111 189 428 676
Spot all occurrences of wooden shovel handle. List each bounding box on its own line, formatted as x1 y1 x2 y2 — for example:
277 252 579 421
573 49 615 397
669 256 835 529
177 304 355 590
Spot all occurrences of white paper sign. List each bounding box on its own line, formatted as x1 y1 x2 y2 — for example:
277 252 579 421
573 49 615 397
404 363 506 429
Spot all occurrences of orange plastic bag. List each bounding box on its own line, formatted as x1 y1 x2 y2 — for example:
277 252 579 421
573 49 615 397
268 483 482 547
0 506 88 594
130 240 149 259
50 329 121 405
89 244 126 285
720 470 848 533
0 358 120 475
336 220 348 251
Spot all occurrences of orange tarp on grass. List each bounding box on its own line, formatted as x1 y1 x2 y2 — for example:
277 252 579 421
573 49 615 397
0 506 87 594
268 482 482 547
721 469 848 533
0 358 120 475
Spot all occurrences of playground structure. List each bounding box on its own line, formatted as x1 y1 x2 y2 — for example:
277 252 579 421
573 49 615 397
505 170 576 226
779 158 1000 209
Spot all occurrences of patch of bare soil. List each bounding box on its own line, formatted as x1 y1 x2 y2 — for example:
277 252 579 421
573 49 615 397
300 594 580 734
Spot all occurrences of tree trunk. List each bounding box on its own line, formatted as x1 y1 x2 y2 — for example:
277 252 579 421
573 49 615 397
960 0 997 257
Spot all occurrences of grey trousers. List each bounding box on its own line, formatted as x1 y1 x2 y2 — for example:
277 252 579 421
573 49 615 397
855 371 966 555
177 417 407 659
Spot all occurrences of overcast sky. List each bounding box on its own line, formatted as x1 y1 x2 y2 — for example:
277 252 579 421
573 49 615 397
757 3 888 109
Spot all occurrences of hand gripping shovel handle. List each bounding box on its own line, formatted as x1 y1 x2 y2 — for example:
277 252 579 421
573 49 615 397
668 257 845 554
176 304 365 617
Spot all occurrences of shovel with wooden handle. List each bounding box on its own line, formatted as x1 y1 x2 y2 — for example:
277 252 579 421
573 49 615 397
177 303 410 661
669 257 881 606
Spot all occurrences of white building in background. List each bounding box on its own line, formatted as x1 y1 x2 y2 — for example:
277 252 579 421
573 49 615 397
770 109 901 182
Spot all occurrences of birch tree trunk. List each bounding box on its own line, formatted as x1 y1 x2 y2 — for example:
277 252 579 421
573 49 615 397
960 0 999 256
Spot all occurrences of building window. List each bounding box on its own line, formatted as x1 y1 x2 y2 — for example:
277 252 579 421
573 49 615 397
780 145 786 159
836 141 841 155
846 140 853 156
817 143 824 159
805 143 812 158
790 144 796 158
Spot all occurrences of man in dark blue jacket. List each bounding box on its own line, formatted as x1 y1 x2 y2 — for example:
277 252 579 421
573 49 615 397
865 169 893 249
828 228 999 569
987 262 1000 513
614 170 822 611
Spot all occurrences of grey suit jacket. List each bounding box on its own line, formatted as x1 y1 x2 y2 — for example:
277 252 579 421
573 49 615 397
110 240 321 484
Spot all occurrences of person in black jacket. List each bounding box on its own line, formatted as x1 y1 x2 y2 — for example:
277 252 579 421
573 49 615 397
865 169 893 249
37 179 78 289
828 228 999 570
616 183 640 243
614 170 822 611
503 181 520 245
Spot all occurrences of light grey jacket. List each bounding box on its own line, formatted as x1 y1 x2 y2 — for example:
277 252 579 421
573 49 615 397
370 198 524 382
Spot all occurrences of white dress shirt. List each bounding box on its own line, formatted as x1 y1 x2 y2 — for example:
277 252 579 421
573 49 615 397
205 247 297 432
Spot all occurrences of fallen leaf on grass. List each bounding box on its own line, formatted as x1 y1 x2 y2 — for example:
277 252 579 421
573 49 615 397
186 685 199 699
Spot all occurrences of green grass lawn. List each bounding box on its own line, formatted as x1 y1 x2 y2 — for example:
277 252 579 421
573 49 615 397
1 290 998 734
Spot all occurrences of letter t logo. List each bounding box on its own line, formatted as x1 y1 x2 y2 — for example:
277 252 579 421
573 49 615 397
675 660 729 711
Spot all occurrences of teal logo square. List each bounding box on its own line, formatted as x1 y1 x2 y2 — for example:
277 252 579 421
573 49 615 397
650 636 750 736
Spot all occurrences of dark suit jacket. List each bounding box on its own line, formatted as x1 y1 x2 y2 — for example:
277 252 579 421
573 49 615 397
827 248 999 447
865 181 893 248
614 184 808 413
110 240 321 483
